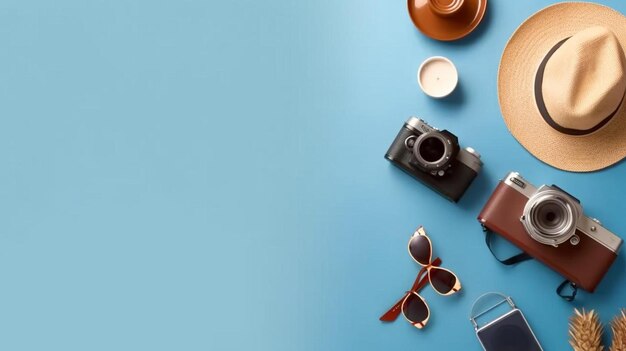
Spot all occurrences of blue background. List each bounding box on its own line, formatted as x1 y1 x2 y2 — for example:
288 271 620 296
1 0 626 350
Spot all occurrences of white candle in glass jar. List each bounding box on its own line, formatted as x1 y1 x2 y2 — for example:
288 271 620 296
417 56 458 98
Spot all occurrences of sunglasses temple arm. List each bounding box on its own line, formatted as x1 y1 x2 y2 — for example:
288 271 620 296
379 294 407 321
379 257 442 322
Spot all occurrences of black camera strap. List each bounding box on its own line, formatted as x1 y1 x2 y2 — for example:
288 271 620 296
482 225 532 265
556 280 578 302
481 224 578 301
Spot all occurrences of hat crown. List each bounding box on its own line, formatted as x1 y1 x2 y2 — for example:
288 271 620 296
542 26 626 131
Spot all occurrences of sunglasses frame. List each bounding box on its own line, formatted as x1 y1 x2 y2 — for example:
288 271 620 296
400 266 431 329
380 257 442 328
380 226 462 329
401 291 430 329
407 226 461 296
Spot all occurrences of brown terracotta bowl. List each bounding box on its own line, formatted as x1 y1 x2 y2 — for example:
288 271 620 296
408 0 487 41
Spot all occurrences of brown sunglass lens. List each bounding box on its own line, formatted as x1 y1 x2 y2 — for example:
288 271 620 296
409 235 431 265
429 268 458 294
403 293 428 323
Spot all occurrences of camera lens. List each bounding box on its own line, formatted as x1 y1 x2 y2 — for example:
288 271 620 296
521 186 582 246
411 131 457 172
418 136 445 162
532 200 570 235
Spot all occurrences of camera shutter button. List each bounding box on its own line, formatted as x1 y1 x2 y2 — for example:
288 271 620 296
589 218 602 232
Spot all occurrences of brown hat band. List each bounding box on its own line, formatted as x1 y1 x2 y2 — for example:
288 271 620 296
534 37 626 136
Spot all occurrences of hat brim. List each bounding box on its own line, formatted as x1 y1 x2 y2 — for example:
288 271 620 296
498 2 626 172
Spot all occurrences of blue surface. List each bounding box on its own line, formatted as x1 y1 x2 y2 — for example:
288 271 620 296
2 0 626 350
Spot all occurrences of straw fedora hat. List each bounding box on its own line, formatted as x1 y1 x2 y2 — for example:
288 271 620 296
498 2 626 172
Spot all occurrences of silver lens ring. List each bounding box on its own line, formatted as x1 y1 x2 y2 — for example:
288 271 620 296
412 131 453 171
530 198 573 236
521 188 582 246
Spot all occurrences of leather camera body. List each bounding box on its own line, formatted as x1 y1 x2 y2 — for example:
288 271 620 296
477 172 623 292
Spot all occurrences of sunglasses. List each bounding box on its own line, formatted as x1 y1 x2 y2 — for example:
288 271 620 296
379 226 462 329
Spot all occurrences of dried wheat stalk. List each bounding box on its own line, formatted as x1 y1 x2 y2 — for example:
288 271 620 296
610 309 626 351
569 308 604 351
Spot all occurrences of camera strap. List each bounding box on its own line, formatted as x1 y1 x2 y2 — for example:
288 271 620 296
482 225 532 265
481 224 579 301
556 280 578 301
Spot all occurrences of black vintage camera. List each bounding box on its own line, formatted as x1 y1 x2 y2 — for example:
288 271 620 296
385 117 482 202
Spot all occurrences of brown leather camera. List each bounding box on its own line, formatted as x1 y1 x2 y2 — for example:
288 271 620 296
478 172 623 296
